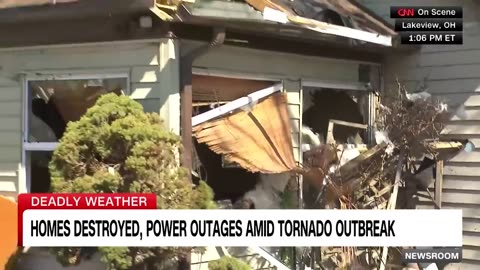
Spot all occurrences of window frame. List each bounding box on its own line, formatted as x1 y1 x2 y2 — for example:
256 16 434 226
21 72 130 192
301 79 375 145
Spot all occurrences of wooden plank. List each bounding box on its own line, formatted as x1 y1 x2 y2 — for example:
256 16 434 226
417 203 480 219
0 131 21 147
443 178 480 191
0 146 21 163
451 108 480 121
431 93 478 108
380 155 403 270
388 64 480 82
293 148 300 162
286 91 300 104
435 160 443 208
0 163 18 171
17 43 159 69
418 50 480 67
291 132 300 148
0 75 19 87
130 82 162 99
131 66 160 83
452 261 480 270
0 102 21 116
463 248 480 261
419 191 480 205
288 104 301 119
0 177 17 192
446 206 480 219
448 151 480 163
463 220 480 233
442 123 480 135
290 119 300 131
191 42 359 82
420 31 480 53
464 233 480 247
444 164 480 177
464 95 480 107
468 139 480 147
0 117 21 131
329 119 368 130
0 86 21 101
415 79 480 94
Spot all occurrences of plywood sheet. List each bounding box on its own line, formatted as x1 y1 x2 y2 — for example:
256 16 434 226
193 92 296 173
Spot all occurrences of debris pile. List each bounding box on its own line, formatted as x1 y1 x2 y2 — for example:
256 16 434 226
191 84 466 270
302 85 457 270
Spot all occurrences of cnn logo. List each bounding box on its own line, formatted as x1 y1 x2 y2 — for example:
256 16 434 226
390 7 417 18
397 8 415 17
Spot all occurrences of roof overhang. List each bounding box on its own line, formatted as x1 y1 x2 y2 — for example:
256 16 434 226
0 0 155 24
152 0 397 47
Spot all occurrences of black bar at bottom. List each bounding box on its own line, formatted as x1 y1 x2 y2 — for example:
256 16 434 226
400 32 463 44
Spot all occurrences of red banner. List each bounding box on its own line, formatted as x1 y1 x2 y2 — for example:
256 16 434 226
17 193 156 246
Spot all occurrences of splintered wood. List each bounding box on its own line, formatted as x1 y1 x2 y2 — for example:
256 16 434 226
192 92 297 173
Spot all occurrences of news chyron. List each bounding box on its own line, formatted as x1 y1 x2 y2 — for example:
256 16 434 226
390 6 463 45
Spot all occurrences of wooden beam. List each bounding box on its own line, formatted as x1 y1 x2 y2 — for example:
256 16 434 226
329 119 368 130
180 58 194 182
379 154 404 270
435 160 444 209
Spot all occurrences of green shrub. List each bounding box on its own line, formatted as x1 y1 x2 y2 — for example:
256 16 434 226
49 93 215 269
208 256 251 270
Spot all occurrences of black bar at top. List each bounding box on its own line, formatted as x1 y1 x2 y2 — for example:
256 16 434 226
390 6 462 18
395 19 463 32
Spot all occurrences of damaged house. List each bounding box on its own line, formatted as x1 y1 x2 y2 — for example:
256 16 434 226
3 0 469 269
357 1 480 270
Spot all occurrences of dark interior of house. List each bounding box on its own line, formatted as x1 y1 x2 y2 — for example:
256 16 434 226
30 97 65 193
302 88 366 144
191 105 260 204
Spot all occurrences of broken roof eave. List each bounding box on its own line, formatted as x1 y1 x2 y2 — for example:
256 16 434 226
174 3 394 47
299 19 392 47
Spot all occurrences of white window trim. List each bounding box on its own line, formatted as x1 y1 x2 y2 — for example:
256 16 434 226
23 142 59 151
21 72 130 193
301 79 375 145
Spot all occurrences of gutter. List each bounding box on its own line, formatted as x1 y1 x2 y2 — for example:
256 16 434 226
179 27 226 181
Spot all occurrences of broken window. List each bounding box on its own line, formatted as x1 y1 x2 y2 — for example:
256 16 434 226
24 75 128 193
191 75 279 203
301 85 372 209
302 87 369 144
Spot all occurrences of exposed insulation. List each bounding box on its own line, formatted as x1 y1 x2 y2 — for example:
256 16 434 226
192 92 296 173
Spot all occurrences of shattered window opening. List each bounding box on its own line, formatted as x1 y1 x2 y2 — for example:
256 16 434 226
24 76 128 193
